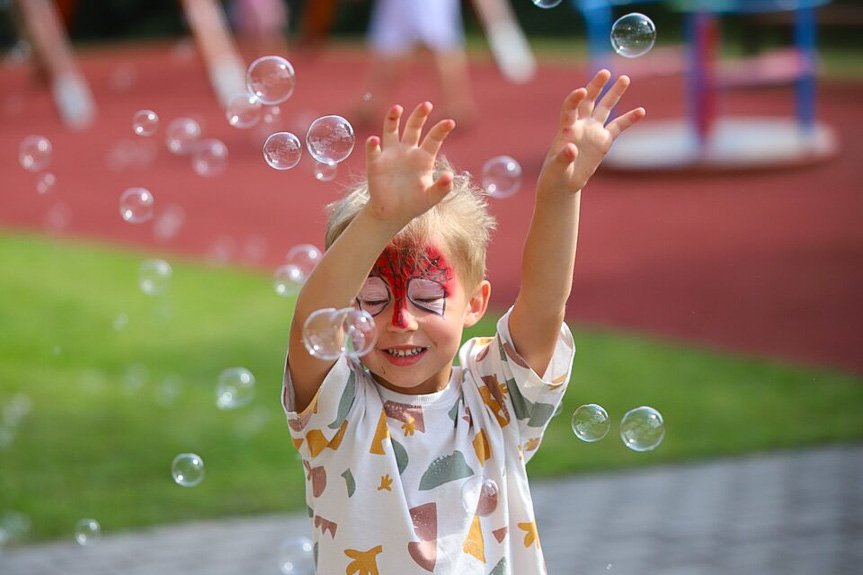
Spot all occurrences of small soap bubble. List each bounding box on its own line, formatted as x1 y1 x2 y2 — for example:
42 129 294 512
274 264 305 297
306 115 355 164
155 374 184 407
138 259 172 295
302 308 346 360
611 13 656 58
191 138 228 177
165 118 201 155
216 367 256 409
43 202 72 234
171 453 205 486
620 405 665 451
263 132 302 170
313 161 338 182
119 187 154 223
153 204 186 243
571 403 611 442
113 312 129 331
110 64 137 92
285 244 322 277
19 135 52 172
461 476 500 517
0 511 31 544
74 518 101 546
263 105 282 126
246 55 296 105
278 536 315 574
343 309 377 358
36 172 56 195
2 393 33 427
227 93 262 128
481 155 522 199
532 0 563 8
132 109 159 136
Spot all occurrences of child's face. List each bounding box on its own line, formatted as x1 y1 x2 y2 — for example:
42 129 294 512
355 243 488 394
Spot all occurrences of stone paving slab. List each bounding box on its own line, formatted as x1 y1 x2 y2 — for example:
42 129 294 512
2 444 860 574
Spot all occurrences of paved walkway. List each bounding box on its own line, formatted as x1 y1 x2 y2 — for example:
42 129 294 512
2 444 860 575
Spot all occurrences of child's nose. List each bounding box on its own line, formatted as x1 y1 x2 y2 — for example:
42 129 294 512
389 298 418 330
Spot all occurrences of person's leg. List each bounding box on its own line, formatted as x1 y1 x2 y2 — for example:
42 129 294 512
432 48 476 127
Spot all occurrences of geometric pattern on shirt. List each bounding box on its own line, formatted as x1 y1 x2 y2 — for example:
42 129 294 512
489 556 508 575
407 502 437 572
517 520 540 549
328 371 356 430
303 460 327 497
369 407 390 455
391 438 409 475
472 429 491 466
383 401 425 433
479 375 510 427
314 514 337 538
462 514 486 563
305 419 348 457
418 450 474 491
342 468 356 497
344 545 383 575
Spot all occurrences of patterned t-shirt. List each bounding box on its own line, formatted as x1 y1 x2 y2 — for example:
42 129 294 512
281 309 575 574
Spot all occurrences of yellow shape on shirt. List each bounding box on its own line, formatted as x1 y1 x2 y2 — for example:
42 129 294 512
377 474 393 491
306 419 348 457
472 429 491 466
370 407 390 455
345 545 383 575
402 416 417 436
463 515 486 563
518 521 540 549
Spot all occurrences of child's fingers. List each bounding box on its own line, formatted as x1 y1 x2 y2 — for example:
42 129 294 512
402 101 432 147
419 119 456 158
560 88 587 127
365 135 382 163
606 107 646 139
553 142 578 167
428 170 454 203
594 75 631 124
579 69 611 117
381 105 403 148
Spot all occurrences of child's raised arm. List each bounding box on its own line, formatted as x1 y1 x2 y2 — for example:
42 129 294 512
288 102 456 412
509 70 645 375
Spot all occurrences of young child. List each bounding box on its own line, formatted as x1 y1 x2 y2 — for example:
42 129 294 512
282 70 645 574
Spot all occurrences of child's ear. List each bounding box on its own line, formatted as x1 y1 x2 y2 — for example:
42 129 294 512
464 280 491 328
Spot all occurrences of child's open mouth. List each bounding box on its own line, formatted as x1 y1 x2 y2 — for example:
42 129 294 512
383 347 428 365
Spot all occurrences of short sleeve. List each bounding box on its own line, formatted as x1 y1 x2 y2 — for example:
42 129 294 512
463 308 575 461
281 354 362 461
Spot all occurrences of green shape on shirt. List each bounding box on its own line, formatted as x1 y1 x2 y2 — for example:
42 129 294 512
328 371 356 430
342 469 356 498
447 400 460 427
391 438 409 476
527 401 556 428
490 557 508 575
505 377 532 421
418 450 474 491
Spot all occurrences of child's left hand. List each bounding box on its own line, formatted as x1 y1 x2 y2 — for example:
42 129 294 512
537 69 645 195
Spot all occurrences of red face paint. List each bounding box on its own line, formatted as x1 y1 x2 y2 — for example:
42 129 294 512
359 244 455 327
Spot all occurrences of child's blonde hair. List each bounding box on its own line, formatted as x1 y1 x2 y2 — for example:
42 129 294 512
325 157 496 289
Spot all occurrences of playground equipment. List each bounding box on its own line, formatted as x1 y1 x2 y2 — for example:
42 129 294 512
573 0 838 171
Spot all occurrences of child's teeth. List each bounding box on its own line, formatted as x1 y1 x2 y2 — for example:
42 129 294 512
391 348 422 357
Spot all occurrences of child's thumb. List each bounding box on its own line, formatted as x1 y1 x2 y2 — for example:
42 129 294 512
554 143 578 166
429 171 454 202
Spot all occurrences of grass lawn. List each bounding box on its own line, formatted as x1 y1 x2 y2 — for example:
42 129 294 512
1 233 861 542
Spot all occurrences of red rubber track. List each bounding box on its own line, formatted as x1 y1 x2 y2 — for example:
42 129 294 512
1 42 861 375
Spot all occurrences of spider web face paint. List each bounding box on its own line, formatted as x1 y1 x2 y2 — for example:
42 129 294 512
357 245 455 328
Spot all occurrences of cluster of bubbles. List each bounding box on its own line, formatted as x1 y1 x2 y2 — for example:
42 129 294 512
74 518 101 546
274 244 323 297
481 155 522 199
224 55 295 133
18 135 56 195
571 404 665 452
263 114 354 175
216 367 256 410
139 259 172 296
302 308 377 360
278 536 315 574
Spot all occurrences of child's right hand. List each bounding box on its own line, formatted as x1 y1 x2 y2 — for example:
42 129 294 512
363 102 456 227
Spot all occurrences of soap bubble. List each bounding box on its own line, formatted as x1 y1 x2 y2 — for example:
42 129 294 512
263 132 302 170
285 244 322 278
481 155 522 199
191 138 228 177
74 518 101 546
138 259 172 295
313 161 338 182
343 309 376 358
611 13 656 59
0 511 31 544
620 406 665 451
571 403 610 442
306 115 355 164
119 187 154 223
461 476 500 517
171 453 205 486
216 367 256 409
19 135 52 172
532 0 563 8
227 93 262 128
278 536 314 574
302 308 345 360
246 55 296 105
274 264 304 297
165 118 201 154
36 172 56 195
132 109 159 136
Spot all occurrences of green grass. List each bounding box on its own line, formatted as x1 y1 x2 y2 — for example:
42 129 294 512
1 233 861 542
